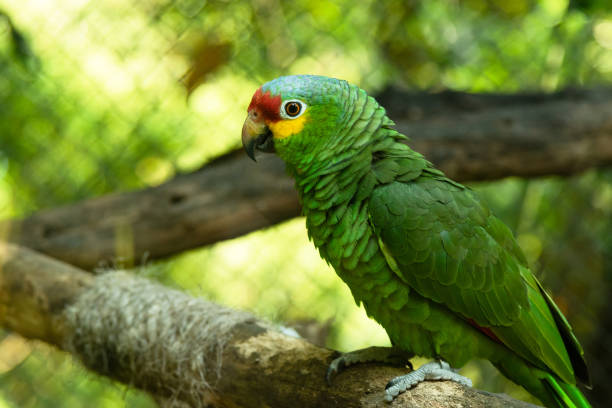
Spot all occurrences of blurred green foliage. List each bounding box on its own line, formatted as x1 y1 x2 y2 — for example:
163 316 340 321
0 0 611 406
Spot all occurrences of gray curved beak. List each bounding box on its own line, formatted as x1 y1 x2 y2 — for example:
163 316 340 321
241 114 274 161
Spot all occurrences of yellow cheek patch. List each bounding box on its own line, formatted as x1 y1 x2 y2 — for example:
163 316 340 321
268 114 308 139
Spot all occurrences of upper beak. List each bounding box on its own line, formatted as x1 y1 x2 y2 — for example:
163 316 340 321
241 112 275 161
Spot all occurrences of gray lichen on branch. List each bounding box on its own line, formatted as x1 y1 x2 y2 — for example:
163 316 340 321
64 271 262 406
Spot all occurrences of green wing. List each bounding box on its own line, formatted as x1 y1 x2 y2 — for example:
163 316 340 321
368 174 584 384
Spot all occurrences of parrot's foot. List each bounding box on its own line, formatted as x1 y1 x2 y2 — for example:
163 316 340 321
326 346 413 385
384 360 472 402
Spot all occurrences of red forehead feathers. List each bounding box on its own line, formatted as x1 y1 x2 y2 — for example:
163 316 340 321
248 87 282 122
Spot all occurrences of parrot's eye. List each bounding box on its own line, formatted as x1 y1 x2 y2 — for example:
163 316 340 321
285 102 301 116
281 99 306 119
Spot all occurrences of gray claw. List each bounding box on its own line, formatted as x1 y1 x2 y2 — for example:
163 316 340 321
326 357 346 385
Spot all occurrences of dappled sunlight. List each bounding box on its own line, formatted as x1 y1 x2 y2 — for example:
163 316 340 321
594 19 612 49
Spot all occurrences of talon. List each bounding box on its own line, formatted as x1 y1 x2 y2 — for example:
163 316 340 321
326 356 346 385
325 367 336 385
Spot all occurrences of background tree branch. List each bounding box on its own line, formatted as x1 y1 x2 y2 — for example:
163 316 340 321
0 242 539 408
2 88 612 270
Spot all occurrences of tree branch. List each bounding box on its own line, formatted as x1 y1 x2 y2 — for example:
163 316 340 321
0 242 539 408
379 87 612 180
3 88 612 269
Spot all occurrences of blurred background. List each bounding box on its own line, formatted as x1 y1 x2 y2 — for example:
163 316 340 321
1 0 611 406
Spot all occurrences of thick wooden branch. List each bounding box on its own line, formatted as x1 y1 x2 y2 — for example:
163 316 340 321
3 150 299 270
0 242 538 408
3 88 612 269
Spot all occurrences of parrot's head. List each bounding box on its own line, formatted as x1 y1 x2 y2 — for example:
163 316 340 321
241 75 355 172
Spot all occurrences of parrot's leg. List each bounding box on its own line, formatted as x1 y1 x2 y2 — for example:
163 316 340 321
326 346 414 384
384 360 472 402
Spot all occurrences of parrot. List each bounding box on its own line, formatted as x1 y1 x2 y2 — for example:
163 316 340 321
241 75 591 407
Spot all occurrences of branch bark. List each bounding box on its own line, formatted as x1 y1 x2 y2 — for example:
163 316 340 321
3 88 612 269
0 242 539 408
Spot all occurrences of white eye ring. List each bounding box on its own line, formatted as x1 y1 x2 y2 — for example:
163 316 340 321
280 99 307 119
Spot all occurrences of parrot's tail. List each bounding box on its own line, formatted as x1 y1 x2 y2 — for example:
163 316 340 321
541 373 591 408
494 360 591 408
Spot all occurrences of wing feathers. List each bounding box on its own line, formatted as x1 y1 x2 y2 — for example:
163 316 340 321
369 177 581 384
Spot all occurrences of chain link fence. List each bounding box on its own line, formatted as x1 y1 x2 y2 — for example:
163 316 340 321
1 0 611 406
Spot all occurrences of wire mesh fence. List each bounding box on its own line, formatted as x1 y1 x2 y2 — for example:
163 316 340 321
1 0 612 406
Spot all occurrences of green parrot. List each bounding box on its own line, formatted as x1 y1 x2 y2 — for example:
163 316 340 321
241 75 591 407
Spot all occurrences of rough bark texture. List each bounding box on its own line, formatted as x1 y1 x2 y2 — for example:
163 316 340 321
380 87 612 181
0 243 93 345
3 88 612 270
0 242 539 408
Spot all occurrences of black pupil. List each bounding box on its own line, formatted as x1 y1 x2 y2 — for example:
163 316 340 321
286 102 300 116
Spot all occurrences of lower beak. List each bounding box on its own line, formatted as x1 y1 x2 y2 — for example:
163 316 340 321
241 116 275 161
